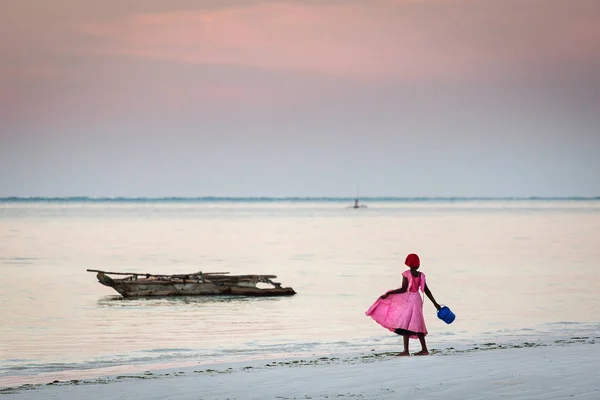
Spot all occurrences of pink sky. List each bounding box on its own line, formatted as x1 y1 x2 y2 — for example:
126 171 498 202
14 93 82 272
1 0 599 196
78 1 597 83
2 0 599 113
3 3 599 81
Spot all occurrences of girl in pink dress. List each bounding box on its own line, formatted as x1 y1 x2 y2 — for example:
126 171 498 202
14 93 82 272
366 253 441 356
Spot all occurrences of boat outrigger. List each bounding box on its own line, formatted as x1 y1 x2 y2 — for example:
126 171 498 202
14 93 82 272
87 269 296 298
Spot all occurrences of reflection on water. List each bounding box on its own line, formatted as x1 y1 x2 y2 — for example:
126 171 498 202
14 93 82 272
97 294 288 306
1 200 600 386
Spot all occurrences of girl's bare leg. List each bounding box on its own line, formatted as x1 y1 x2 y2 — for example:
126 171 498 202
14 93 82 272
397 335 410 356
414 333 429 355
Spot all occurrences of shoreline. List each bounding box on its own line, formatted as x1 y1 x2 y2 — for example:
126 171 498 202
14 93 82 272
2 339 598 399
4 326 598 389
0 334 587 389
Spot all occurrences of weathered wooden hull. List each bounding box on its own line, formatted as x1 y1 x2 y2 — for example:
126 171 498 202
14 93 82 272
110 281 296 297
229 286 296 296
111 281 222 297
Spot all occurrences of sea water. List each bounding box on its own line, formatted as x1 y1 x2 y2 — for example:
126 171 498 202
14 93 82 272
1 198 599 387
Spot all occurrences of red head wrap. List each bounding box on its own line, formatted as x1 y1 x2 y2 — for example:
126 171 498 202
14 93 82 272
405 253 420 268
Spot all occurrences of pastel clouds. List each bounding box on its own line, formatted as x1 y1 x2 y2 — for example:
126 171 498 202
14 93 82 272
1 0 599 127
77 0 600 84
79 3 392 78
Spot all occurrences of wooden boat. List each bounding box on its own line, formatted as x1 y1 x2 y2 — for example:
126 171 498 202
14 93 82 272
347 185 367 209
348 198 367 209
87 269 296 298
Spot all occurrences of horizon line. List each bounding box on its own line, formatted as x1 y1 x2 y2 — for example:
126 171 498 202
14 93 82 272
1 196 599 202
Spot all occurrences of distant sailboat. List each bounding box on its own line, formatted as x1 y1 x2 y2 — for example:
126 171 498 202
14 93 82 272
348 185 367 209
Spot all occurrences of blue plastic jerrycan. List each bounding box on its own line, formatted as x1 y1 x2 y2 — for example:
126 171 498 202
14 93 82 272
437 305 456 324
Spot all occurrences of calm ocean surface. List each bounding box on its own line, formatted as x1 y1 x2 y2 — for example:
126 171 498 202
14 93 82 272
1 198 599 387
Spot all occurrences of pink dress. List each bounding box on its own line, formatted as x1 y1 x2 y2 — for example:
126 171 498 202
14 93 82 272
365 270 428 339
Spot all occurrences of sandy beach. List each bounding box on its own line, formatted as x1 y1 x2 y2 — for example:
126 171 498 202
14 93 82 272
3 340 598 400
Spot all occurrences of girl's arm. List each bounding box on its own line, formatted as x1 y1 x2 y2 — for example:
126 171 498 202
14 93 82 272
424 283 441 310
380 276 408 299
